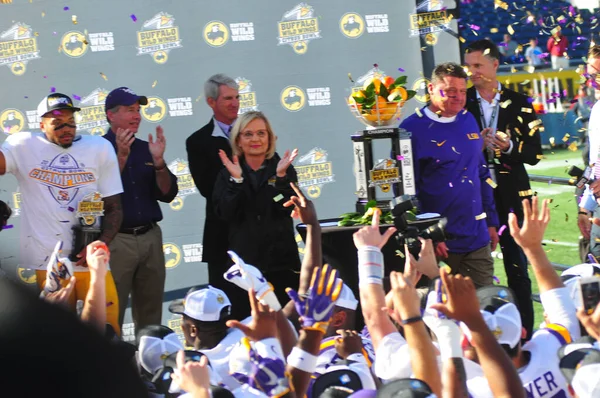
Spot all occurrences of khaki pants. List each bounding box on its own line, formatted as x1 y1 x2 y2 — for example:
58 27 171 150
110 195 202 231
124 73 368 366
36 270 120 336
109 225 165 331
444 244 494 288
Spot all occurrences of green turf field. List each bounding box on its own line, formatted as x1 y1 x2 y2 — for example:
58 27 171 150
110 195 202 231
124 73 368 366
494 147 584 326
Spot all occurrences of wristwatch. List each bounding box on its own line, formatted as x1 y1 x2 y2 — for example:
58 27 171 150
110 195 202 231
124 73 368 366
230 176 244 184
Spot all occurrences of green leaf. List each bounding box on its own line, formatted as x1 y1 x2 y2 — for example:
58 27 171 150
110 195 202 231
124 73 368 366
353 95 366 104
365 200 377 210
339 212 360 218
379 84 390 99
338 220 355 227
406 90 417 100
393 76 407 86
365 82 376 96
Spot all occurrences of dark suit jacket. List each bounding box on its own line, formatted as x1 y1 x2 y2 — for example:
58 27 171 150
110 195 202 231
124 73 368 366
186 118 232 264
466 85 543 220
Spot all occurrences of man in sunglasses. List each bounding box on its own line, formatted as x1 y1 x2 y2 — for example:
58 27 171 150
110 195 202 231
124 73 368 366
0 93 124 333
578 45 600 261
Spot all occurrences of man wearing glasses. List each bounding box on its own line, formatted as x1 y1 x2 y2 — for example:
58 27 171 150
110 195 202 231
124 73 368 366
578 45 600 260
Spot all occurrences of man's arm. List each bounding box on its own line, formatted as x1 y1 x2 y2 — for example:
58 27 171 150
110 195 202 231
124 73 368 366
0 151 5 175
153 166 178 203
99 194 123 245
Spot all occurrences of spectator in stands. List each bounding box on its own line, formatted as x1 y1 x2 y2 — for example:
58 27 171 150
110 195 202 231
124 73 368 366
547 26 569 70
499 34 519 63
572 85 595 164
525 38 543 67
400 62 499 288
465 39 543 340
214 111 300 304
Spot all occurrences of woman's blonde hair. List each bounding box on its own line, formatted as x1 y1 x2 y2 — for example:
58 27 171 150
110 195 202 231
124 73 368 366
230 111 276 159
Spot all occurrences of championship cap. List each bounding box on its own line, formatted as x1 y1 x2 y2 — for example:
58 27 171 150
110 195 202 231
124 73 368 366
105 86 148 112
168 284 208 315
558 336 598 383
376 378 436 398
37 93 81 118
180 285 232 322
560 347 600 396
336 284 359 310
136 325 183 374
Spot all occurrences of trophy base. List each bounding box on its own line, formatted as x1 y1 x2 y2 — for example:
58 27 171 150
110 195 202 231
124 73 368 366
70 226 102 262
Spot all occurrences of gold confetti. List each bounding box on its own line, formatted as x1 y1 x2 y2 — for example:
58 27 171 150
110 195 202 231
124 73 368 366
524 65 535 73
34 32 39 36
528 119 543 129
348 73 354 83
517 116 523 123
507 24 515 35
72 15 78 24
521 107 532 113
562 133 570 142
511 66 517 73
475 212 487 220
514 127 522 136
100 72 108 81
486 178 498 188
491 27 499 33
41 11 45 17
459 36 466 43
395 250 405 258
520 80 530 85
452 146 461 154
536 154 544 159
195 95 203 102
568 142 579 151
484 48 491 55
500 99 512 108
152 80 158 88
519 142 524 152
549 137 555 146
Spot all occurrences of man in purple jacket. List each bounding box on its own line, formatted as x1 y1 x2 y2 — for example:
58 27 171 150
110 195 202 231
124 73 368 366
400 62 499 287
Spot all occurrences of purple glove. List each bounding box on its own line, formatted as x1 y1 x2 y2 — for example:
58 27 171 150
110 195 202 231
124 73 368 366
286 264 343 333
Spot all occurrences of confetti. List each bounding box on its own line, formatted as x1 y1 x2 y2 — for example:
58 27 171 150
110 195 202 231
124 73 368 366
72 94 81 101
528 119 543 129
130 14 137 22
100 72 108 81
50 87 56 93
490 27 499 34
565 213 569 222
520 80 530 85
498 225 507 235
449 182 453 188
2 224 13 230
568 142 578 151
483 48 490 55
348 73 354 83
524 65 535 73
536 154 544 159
562 133 570 142
493 275 501 284
396 155 404 161
273 194 284 203
549 137 555 146
486 178 498 188
507 24 515 35
63 6 69 11
152 80 158 88
72 15 78 24
451 146 461 154
475 212 487 220
395 250 405 258
500 99 512 108
398 67 405 72
521 107 532 113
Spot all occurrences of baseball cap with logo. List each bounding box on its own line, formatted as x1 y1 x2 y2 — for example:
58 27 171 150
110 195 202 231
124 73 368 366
179 285 232 322
104 86 148 112
168 284 209 315
37 93 81 118
336 284 359 311
558 336 599 383
376 378 436 398
136 325 184 375
560 347 600 396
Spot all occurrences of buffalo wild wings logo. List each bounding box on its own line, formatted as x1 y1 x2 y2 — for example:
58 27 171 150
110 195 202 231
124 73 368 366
17 267 37 284
0 108 25 134
277 3 321 55
339 13 365 38
203 21 229 47
167 159 198 211
167 97 193 117
60 31 88 57
236 77 259 113
76 89 109 136
142 97 167 123
280 86 306 112
0 22 41 76
137 12 182 64
29 154 97 206
183 244 203 263
163 243 182 269
295 148 335 199
25 110 41 131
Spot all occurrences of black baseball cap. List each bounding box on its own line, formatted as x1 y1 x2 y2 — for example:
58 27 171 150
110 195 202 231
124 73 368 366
104 86 148 112
376 378 434 398
37 93 81 118
558 336 599 383
312 369 363 398
476 285 517 311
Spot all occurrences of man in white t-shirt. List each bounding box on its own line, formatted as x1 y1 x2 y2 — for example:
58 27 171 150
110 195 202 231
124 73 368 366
0 93 124 333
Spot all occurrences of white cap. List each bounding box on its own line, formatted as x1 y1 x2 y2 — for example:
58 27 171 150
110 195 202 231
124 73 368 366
184 285 232 322
138 332 183 374
573 363 600 397
336 284 358 310
462 302 522 349
561 263 600 278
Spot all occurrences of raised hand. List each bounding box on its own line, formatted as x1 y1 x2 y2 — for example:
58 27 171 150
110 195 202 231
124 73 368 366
115 127 135 159
276 148 299 177
148 125 167 168
86 240 109 279
286 264 343 333
508 197 550 251
283 182 318 225
171 350 211 396
429 268 483 328
352 209 397 249
226 289 278 341
334 329 364 359
218 149 242 179
43 276 76 308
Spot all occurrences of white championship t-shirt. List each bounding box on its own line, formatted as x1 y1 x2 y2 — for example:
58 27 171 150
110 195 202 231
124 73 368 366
1 132 123 271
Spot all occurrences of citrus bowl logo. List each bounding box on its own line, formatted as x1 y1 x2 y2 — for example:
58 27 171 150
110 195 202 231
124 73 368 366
142 97 167 123
236 77 259 114
278 3 321 55
340 13 364 38
76 88 109 135
61 31 88 57
281 86 306 112
203 21 229 47
17 267 37 284
163 243 181 269
137 12 182 64
0 22 41 76
1 109 25 134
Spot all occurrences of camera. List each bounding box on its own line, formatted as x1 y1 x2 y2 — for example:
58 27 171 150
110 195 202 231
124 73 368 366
390 195 450 259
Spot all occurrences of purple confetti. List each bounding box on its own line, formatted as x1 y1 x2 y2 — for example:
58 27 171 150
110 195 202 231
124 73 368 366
469 24 480 31
72 94 81 101
563 89 567 97
3 224 13 230
50 87 56 93
67 207 74 212
440 89 445 97
43 75 47 79
396 155 404 161
527 97 534 103
498 225 507 236
130 14 137 22
398 67 405 72
63 6 69 11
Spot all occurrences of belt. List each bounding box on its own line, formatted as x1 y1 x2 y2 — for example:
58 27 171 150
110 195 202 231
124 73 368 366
119 223 155 236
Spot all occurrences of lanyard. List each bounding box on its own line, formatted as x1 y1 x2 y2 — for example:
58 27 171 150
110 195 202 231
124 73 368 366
477 97 500 130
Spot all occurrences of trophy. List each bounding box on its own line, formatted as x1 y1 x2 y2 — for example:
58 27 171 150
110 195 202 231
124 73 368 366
70 192 104 262
348 66 417 212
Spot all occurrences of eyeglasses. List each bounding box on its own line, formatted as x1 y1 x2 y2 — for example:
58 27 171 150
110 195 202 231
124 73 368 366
241 130 267 139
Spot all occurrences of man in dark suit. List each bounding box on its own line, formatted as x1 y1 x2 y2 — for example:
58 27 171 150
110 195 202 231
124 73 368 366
186 74 245 318
465 39 543 340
